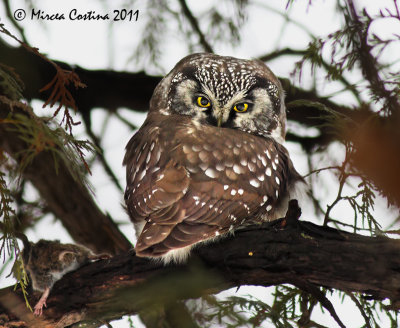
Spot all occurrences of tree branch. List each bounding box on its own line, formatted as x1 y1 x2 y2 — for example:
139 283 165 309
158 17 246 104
258 48 361 102
81 113 124 192
0 38 366 152
345 0 400 115
0 38 160 114
3 0 28 43
177 0 214 53
1 208 400 327
0 101 131 255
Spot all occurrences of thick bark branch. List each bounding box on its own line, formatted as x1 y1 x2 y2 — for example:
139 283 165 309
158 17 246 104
1 215 400 327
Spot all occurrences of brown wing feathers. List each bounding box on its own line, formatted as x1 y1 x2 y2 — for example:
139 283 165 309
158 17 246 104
125 115 298 257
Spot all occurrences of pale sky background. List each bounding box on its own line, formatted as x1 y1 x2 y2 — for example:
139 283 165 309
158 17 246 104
0 0 399 327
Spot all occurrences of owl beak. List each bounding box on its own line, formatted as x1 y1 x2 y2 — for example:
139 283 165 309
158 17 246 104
217 115 223 127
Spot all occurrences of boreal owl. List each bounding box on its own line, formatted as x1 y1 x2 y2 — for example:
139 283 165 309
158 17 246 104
124 53 304 263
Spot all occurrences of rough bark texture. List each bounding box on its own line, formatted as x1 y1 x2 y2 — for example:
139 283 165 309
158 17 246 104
1 212 400 327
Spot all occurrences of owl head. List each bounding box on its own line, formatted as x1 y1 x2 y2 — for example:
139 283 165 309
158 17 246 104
149 53 286 143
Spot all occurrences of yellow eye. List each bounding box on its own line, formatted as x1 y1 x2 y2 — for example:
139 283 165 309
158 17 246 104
233 103 249 113
196 96 211 108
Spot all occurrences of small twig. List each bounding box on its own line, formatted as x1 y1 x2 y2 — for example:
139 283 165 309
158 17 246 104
323 149 353 226
305 156 327 218
0 24 86 134
305 321 329 328
39 69 86 133
303 165 342 179
178 0 213 53
100 320 113 328
258 48 307 62
347 292 372 328
308 188 326 218
255 1 316 39
298 291 318 327
0 24 90 175
81 114 123 192
3 0 28 43
114 111 138 131
323 173 346 226
291 279 346 328
394 0 400 19
327 218 373 232
258 46 361 102
345 0 400 114
0 221 30 252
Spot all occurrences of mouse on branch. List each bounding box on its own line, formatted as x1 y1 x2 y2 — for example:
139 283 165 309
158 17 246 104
12 230 110 316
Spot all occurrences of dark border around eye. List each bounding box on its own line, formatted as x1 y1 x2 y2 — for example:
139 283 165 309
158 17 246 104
195 95 211 109
233 103 246 112
233 102 251 113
